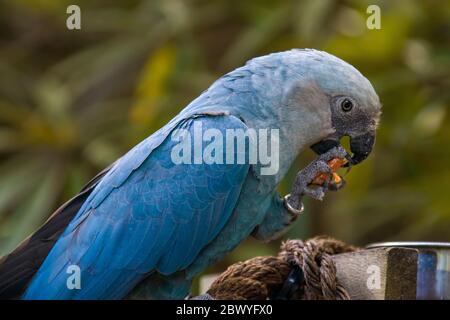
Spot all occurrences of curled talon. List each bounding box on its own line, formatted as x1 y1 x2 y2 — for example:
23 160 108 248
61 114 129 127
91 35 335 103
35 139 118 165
302 185 326 201
317 146 348 163
310 157 347 187
288 146 350 208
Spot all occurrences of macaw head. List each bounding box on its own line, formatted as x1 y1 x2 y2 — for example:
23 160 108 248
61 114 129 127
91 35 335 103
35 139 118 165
246 49 382 166
197 49 381 171
301 51 381 166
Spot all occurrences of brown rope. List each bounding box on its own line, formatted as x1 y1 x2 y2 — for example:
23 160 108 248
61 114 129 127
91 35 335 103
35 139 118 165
207 236 358 300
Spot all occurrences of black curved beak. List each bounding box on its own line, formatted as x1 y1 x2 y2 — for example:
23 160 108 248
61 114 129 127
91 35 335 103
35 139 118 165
310 132 375 166
348 132 375 165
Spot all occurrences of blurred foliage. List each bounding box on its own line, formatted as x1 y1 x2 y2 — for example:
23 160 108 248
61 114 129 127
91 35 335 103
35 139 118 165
0 0 449 287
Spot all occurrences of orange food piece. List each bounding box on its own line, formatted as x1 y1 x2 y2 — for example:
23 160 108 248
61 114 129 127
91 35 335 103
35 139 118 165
311 158 347 186
332 172 342 184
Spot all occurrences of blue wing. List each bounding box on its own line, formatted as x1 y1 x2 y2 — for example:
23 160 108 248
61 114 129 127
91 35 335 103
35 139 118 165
23 114 250 299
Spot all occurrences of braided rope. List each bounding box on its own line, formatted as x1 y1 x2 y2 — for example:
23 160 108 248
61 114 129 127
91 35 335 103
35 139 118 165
206 236 358 300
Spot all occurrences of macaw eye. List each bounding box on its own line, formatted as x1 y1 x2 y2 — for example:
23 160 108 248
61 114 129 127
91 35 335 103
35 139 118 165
341 98 353 112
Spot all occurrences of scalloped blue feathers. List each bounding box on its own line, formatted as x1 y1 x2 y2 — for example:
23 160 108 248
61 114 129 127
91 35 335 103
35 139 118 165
24 115 249 299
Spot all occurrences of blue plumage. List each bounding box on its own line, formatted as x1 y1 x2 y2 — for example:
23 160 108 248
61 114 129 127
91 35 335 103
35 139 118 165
24 115 249 299
19 49 381 299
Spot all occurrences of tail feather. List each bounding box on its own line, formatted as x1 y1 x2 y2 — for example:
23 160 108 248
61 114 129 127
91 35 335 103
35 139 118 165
0 166 111 299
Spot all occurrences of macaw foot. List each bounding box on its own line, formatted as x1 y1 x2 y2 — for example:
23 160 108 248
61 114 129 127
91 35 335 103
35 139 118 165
285 146 348 218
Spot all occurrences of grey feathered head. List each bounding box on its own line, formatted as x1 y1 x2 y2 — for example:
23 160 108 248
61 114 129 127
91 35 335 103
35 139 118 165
248 49 382 165
192 49 381 167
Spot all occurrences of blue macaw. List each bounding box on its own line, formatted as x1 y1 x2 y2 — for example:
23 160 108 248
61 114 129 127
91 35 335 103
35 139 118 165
0 49 381 299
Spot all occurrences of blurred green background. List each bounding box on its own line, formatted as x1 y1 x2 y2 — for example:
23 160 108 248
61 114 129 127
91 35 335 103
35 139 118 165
0 0 449 286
